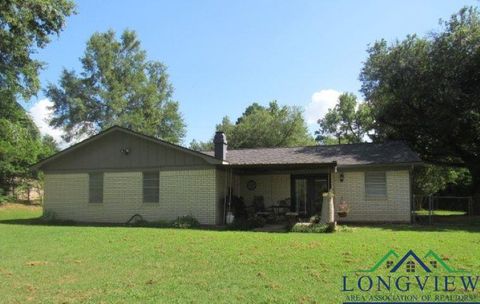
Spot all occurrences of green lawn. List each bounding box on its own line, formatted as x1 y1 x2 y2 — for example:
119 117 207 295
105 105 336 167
1 204 479 303
414 209 467 216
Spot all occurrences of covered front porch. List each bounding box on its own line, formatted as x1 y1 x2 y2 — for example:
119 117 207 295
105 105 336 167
220 163 338 224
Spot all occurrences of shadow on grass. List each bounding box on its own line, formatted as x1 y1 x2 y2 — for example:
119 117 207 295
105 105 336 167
1 217 480 233
0 217 233 231
351 222 480 233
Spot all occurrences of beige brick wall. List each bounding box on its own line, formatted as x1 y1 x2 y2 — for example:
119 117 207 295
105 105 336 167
44 168 411 225
44 167 218 225
332 170 411 222
239 174 290 206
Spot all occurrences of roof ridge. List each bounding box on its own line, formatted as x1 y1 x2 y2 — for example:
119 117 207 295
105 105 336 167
211 140 405 152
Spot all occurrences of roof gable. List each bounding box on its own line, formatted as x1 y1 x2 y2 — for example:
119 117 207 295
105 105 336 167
34 126 222 171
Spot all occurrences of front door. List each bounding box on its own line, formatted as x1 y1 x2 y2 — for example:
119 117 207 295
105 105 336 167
291 175 329 217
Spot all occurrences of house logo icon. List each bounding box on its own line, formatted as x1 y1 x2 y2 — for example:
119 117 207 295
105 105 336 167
355 249 466 273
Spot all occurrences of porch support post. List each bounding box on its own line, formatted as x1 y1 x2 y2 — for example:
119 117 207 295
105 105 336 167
321 191 335 225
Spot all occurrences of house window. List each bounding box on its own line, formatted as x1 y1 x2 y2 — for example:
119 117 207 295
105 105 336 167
430 261 437 268
143 171 159 203
365 171 387 198
89 173 104 203
406 261 415 273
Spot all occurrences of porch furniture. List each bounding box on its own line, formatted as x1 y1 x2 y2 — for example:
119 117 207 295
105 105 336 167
285 212 299 226
250 196 274 218
271 198 291 216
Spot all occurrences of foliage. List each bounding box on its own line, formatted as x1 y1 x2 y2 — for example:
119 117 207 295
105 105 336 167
0 189 12 205
46 29 186 144
171 215 200 229
0 0 69 197
0 0 75 100
227 216 266 231
290 223 331 233
316 93 373 144
189 139 213 151
309 215 321 224
191 101 315 149
413 165 471 196
226 195 248 220
360 6 480 200
0 102 57 193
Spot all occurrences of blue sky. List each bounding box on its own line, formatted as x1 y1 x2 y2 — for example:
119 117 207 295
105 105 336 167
26 0 477 146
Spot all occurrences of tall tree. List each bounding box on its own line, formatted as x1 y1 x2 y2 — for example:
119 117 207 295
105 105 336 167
0 102 52 194
360 6 480 208
0 0 73 195
316 92 373 144
0 0 75 101
46 30 186 144
190 101 315 150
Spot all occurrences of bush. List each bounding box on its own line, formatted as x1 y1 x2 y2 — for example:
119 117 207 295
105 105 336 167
41 209 57 221
228 195 248 220
227 216 266 231
171 215 200 229
0 189 12 205
290 223 332 233
309 214 321 224
128 219 170 228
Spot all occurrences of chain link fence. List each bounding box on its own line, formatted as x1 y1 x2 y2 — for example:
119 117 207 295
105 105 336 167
413 195 473 224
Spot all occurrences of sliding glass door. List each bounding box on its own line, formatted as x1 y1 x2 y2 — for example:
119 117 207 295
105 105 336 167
291 175 329 217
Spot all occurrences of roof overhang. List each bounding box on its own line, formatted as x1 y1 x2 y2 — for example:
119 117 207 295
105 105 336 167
336 161 424 171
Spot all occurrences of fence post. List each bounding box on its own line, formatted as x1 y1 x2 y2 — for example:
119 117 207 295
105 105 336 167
428 195 433 225
468 197 473 217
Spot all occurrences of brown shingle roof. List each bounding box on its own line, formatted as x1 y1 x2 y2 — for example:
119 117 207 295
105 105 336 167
203 141 421 167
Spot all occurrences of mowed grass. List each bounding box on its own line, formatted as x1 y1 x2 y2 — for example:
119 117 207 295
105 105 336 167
1 204 480 303
414 209 467 216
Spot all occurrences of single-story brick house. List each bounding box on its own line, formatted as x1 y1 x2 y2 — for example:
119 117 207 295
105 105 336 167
33 126 422 225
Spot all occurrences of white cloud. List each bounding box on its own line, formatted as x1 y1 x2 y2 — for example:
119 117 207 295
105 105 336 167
29 99 66 146
304 89 342 125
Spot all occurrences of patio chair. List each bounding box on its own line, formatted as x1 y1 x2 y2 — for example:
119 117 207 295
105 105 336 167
269 198 290 216
251 196 274 217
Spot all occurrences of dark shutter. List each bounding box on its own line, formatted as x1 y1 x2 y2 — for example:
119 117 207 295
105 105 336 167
143 171 159 203
89 173 104 203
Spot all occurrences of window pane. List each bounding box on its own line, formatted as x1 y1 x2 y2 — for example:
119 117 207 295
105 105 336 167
143 171 159 203
365 171 386 197
89 173 103 203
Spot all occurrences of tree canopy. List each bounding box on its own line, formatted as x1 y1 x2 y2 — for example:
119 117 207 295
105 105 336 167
0 102 58 194
316 92 373 144
0 0 75 101
360 6 480 201
190 101 315 150
46 30 186 144
0 0 71 197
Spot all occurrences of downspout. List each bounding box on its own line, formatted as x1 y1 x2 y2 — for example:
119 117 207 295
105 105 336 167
223 168 228 225
410 165 414 224
229 168 233 212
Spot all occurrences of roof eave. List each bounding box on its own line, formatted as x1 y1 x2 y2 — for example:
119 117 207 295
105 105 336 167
337 161 424 169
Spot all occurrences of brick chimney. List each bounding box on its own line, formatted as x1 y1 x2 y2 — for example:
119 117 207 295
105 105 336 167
213 131 227 161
